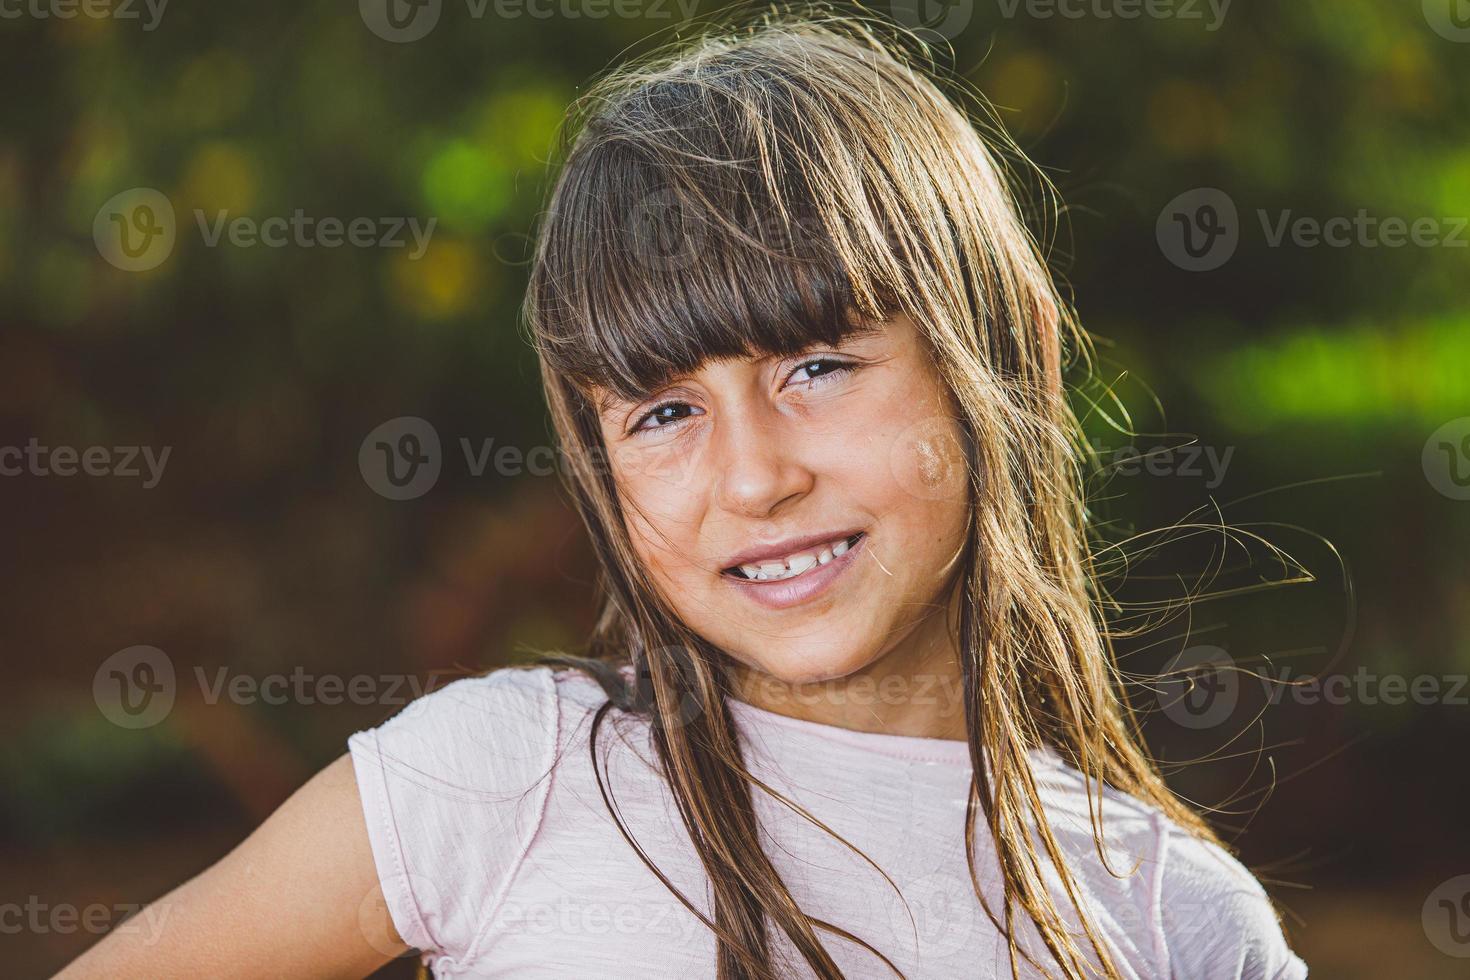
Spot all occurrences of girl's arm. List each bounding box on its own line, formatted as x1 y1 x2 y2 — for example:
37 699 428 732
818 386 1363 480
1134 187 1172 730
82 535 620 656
55 754 408 980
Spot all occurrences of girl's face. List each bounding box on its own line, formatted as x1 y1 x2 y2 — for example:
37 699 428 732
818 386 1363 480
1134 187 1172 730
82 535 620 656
595 313 971 686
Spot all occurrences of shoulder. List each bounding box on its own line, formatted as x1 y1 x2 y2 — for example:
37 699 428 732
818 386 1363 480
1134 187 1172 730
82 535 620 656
345 661 640 809
345 665 572 963
350 666 560 794
1027 752 1307 979
1152 824 1308 979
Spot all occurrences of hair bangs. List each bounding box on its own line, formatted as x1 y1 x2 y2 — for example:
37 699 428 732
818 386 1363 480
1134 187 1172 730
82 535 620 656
530 56 903 407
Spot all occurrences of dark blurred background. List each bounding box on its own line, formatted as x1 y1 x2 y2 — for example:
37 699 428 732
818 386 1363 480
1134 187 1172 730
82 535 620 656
2 0 1467 976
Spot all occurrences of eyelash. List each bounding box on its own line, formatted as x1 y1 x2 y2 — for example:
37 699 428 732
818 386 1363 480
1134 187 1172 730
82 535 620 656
628 357 857 437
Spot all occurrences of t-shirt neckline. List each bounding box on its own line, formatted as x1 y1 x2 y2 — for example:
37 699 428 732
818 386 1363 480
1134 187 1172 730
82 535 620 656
722 692 975 766
611 661 977 766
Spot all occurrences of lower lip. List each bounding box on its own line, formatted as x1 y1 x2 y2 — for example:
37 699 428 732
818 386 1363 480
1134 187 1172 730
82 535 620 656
721 534 866 611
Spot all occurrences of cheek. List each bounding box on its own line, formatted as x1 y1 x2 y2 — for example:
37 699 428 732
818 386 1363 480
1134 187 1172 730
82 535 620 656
821 408 968 528
862 410 971 593
617 467 705 584
886 414 971 504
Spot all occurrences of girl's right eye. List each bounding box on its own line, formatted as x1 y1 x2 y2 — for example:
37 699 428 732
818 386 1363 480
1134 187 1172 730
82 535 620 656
630 401 704 436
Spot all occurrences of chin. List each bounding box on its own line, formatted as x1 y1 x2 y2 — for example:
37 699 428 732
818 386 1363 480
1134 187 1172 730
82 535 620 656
749 640 880 688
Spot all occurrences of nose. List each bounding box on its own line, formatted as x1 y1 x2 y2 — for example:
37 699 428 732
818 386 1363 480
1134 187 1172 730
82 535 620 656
711 402 814 519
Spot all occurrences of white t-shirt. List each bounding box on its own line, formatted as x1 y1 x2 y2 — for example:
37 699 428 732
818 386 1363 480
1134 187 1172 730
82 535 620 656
348 664 1309 978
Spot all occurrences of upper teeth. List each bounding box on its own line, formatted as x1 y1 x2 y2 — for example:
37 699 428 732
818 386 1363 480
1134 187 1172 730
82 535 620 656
736 534 856 581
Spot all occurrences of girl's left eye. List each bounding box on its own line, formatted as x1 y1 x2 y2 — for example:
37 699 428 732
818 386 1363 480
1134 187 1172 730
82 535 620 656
630 401 703 436
786 357 855 387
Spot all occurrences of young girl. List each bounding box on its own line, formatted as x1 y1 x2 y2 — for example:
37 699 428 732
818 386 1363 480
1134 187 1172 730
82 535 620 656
60 11 1308 980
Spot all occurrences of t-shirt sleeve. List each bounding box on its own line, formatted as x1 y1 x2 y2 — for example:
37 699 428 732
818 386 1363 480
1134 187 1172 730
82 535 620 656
347 666 559 964
1152 817 1308 979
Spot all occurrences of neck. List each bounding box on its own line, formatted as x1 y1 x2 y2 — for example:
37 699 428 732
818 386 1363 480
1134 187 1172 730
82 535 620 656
727 578 968 741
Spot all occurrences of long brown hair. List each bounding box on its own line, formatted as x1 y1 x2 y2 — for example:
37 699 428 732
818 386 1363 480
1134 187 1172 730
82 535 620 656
515 8 1237 978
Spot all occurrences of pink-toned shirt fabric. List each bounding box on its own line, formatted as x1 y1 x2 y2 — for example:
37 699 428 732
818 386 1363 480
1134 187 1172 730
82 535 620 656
348 664 1308 978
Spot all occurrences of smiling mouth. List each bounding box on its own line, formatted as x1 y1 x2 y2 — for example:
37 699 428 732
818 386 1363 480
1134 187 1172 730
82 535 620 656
721 532 865 583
